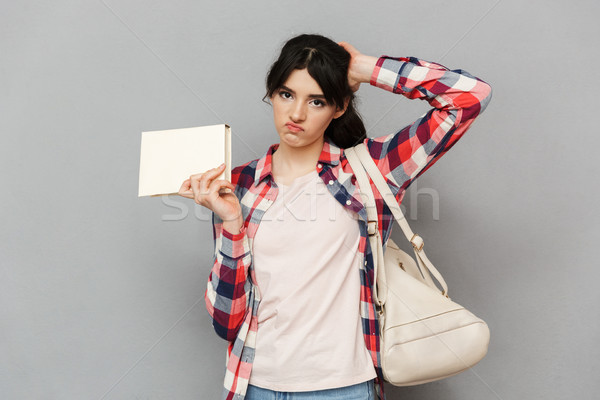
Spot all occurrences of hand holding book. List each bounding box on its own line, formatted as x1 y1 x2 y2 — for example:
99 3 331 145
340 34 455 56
178 163 243 233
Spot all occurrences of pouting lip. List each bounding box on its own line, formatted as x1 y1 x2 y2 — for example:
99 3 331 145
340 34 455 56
285 122 304 131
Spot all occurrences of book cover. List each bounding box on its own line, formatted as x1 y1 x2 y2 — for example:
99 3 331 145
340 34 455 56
138 124 231 197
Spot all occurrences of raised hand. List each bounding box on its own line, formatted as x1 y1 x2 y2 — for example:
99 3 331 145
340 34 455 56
338 42 378 92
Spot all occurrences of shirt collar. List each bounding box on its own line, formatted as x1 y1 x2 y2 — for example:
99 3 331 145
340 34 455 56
253 136 342 186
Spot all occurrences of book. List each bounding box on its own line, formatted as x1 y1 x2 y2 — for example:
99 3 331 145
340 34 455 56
138 124 231 197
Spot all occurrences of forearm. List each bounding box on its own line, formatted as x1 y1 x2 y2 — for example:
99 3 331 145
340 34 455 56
370 56 492 112
365 55 492 193
222 215 244 235
205 215 253 341
350 54 379 85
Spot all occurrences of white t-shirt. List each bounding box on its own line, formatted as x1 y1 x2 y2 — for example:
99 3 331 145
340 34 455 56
249 169 376 391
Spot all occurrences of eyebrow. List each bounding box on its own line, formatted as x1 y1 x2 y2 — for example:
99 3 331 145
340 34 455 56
280 85 326 100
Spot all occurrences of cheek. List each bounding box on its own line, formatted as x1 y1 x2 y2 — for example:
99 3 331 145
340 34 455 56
315 111 336 128
271 103 284 121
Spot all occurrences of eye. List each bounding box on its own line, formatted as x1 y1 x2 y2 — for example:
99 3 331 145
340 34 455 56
310 99 326 107
278 90 293 100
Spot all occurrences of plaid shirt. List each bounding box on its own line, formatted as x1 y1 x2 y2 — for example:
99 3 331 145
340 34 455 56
204 55 492 400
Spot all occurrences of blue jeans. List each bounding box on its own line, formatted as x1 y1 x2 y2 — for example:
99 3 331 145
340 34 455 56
246 379 374 400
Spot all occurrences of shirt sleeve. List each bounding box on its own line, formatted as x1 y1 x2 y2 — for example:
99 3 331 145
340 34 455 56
365 55 493 199
204 212 253 342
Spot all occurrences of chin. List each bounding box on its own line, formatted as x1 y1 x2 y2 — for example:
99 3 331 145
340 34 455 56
281 133 303 145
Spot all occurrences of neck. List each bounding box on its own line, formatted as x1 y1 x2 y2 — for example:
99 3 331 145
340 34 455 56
272 137 324 178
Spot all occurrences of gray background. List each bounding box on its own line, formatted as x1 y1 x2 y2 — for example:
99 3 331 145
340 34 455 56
1 1 598 399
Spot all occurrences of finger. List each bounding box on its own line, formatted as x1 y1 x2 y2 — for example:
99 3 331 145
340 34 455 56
189 173 203 196
179 179 192 192
338 41 358 54
189 164 226 184
204 163 226 179
201 180 234 203
189 172 211 197
191 164 227 196
208 179 235 196
178 179 193 197
194 178 216 205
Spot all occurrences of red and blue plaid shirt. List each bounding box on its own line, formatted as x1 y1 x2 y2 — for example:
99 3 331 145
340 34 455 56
204 55 492 400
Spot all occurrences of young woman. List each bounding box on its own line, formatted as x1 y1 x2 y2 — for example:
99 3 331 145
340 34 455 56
178 34 492 400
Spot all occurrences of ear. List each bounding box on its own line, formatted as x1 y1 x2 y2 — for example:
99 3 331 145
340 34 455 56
333 97 350 119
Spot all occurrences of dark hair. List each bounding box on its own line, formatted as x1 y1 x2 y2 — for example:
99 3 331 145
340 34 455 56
264 34 366 149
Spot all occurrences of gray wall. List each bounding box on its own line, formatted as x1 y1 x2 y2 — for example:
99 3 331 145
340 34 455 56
2 1 598 399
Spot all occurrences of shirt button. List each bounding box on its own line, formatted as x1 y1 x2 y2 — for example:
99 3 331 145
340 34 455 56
328 180 334 185
346 200 352 205
317 163 323 169
365 260 368 265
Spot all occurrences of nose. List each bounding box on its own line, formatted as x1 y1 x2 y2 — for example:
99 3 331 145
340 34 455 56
291 101 306 122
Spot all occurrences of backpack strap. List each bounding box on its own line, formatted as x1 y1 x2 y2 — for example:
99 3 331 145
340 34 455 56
345 145 386 306
345 144 449 297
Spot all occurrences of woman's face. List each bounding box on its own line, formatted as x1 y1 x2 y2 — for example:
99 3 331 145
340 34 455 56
270 68 345 150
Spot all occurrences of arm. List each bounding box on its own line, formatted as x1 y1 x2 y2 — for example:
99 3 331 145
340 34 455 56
366 55 493 196
178 164 250 341
204 212 252 342
340 42 493 198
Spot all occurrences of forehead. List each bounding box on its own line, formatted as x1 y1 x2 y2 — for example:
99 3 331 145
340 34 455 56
282 68 323 95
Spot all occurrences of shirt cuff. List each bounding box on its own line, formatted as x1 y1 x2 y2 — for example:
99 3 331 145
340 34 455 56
219 225 251 259
370 56 408 93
